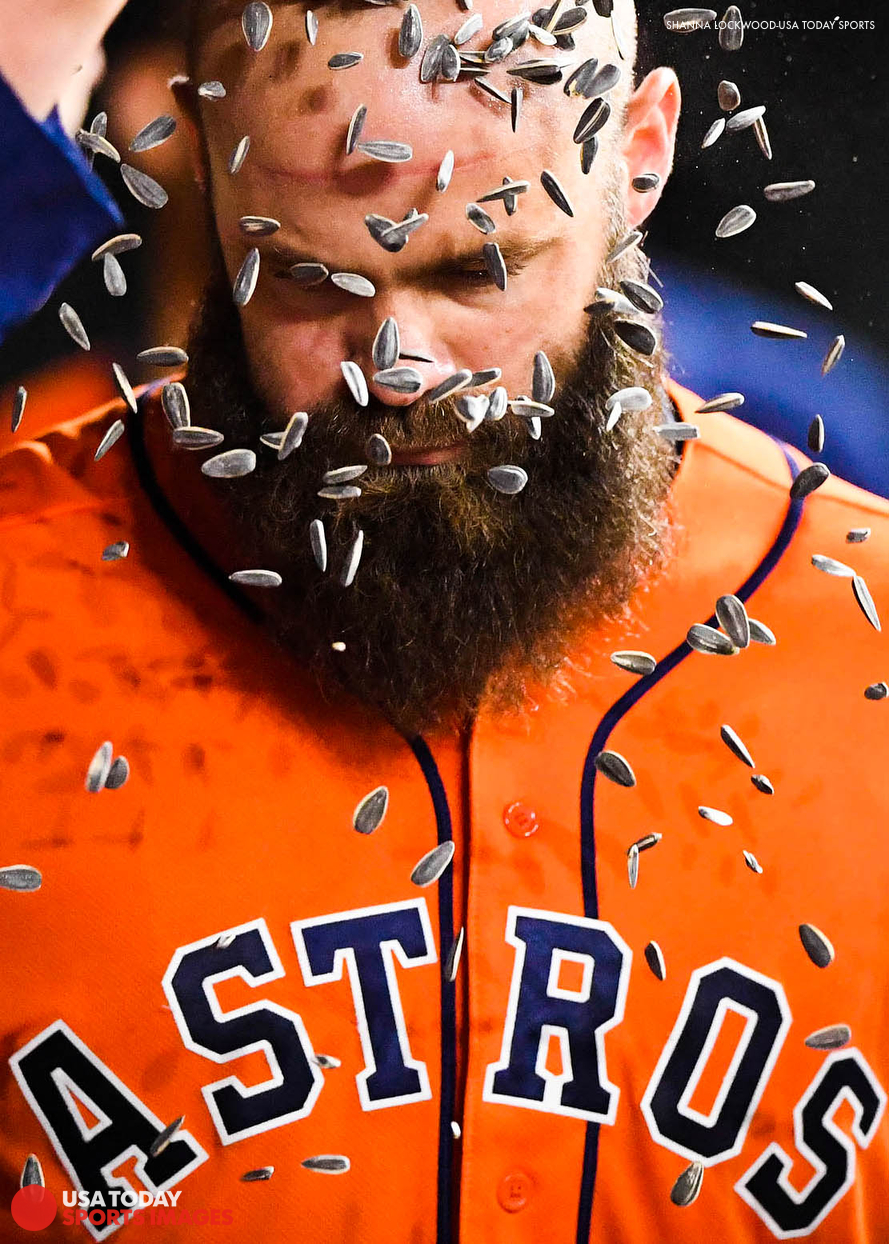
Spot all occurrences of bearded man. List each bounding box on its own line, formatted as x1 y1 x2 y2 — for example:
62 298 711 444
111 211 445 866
2 1 889 1241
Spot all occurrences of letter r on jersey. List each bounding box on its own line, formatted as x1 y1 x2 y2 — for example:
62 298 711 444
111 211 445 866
482 907 632 1123
292 900 437 1111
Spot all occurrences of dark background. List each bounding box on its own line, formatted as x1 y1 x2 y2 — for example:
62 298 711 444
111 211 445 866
0 0 885 383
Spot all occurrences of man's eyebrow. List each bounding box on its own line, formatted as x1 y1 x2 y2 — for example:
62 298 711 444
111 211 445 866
266 234 562 278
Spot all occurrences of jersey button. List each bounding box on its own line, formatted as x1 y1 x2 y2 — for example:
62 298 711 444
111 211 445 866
497 1170 533 1212
503 801 539 838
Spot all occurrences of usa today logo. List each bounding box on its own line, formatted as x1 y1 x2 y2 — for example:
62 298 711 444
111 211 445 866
10 1187 234 1231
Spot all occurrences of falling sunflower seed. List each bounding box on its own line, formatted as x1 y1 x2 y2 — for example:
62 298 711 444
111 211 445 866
719 4 743 49
487 464 528 494
470 367 502 386
532 351 555 403
92 233 142 262
805 1024 851 1051
241 1167 274 1182
130 114 177 153
540 168 574 216
428 370 473 402
620 279 663 314
743 849 763 874
86 741 113 792
632 172 660 192
95 419 125 462
573 98 611 144
229 135 251 173
799 922 834 968
372 318 400 371
341 360 369 406
291 262 329 286
748 618 776 645
701 117 726 148
789 462 830 500
420 33 449 80
465 203 499 232
670 1159 704 1207
444 927 465 982
486 386 508 421
0 866 42 892
511 86 523 132
323 465 368 485
366 433 392 465
201 449 257 478
318 484 362 501
477 180 529 203
716 594 750 648
720 724 755 768
239 216 280 237
149 1115 185 1159
242 1 273 50
310 519 327 571
852 574 881 632
695 392 744 413
373 367 423 394
752 116 772 160
457 394 488 430
353 785 389 834
608 386 652 412
340 530 364 587
563 57 598 96
313 1054 342 1069
328 52 363 69
173 427 224 449
510 397 553 418
301 1156 350 1174
11 385 27 433
687 623 736 655
357 140 412 164
229 569 283 588
657 423 699 442
580 136 598 174
594 750 636 787
379 215 428 248
725 105 764 132
751 321 807 341
482 241 508 290
811 554 853 578
59 302 90 350
102 541 129 561
120 164 168 208
615 321 657 355
76 129 121 162
847 528 871 543
663 7 716 31
306 10 318 43
162 382 190 430
644 941 666 981
717 80 740 111
411 840 456 886
751 773 774 794
138 346 188 366
605 230 643 264
233 249 261 306
821 335 845 377
197 80 226 99
20 1155 44 1188
864 682 888 701
627 842 640 889
807 415 825 452
764 180 815 202
611 650 657 676
795 281 832 311
102 253 127 297
111 363 137 414
716 204 756 239
275 412 308 460
331 272 376 298
436 149 455 193
698 805 733 826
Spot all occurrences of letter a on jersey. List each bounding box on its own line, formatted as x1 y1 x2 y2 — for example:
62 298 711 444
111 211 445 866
483 907 631 1123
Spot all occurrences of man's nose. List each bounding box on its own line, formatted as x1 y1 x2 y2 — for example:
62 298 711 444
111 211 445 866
348 296 460 407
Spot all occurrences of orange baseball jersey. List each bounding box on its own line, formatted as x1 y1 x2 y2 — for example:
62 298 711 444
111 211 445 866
2 378 889 1242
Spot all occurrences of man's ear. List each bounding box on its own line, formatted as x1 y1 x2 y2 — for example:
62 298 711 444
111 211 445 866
620 67 681 230
171 78 210 193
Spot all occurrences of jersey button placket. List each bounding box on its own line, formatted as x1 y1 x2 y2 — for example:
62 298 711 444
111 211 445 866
503 801 539 838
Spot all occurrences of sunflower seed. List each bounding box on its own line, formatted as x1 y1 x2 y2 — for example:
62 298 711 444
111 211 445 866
379 215 429 248
106 756 130 790
764 180 815 202
324 465 368 486
751 773 774 794
510 398 554 418
699 805 733 826
371 318 399 372
101 540 129 562
532 351 555 403
615 321 657 355
632 172 660 192
229 569 283 589
659 423 700 442
290 262 330 286
821 335 845 377
441 42 462 80
671 1160 704 1207
743 849 762 873
373 367 423 394
101 252 127 298
429 370 473 402
484 36 512 62
719 725 754 770
725 105 764 133
434 151 455 195
805 1024 851 1051
216 931 237 949
717 80 740 111
719 4 743 49
452 13 480 45
243 1 273 50
526 416 542 439
586 289 635 318
329 52 363 69
11 385 26 433
811 554 853 578
421 34 449 80
664 7 716 31
162 382 190 430
799 923 834 968
301 1156 350 1174
366 433 393 466
318 484 362 500
528 23 557 45
59 302 90 350
233 249 261 306
121 163 168 209
331 272 377 302
111 363 137 414
477 180 529 203
202 449 256 478
470 367 502 386
620 279 663 314
0 866 42 892
609 388 653 417
76 129 121 162
310 519 327 570
701 117 726 148
748 618 776 646
687 623 736 655
594 750 636 787
644 941 666 981
340 529 364 587
149 1115 185 1160
564 57 598 96
487 464 528 494
340 360 369 407
751 321 807 341
807 412 824 455
86 741 113 792
573 98 610 144
229 135 251 173
239 216 280 239
306 10 318 43
493 12 532 39
507 60 563 84
353 785 389 835
554 6 586 32
789 462 830 500
85 110 106 169
480 241 506 291
632 834 663 856
715 594 749 648
540 168 574 216
716 204 756 239
411 840 456 887
138 346 189 367
509 85 523 131
794 281 832 312
847 528 871 544
462 203 496 237
92 233 142 262
484 387 507 421
313 1054 342 1068
457 394 488 430
20 1155 44 1188
611 650 656 676
579 136 599 174
197 80 226 98
627 842 639 888
241 1167 274 1182
865 682 888 700
752 116 772 159
94 419 125 462
852 574 881 632
130 114 177 153
172 427 225 450
695 392 744 413
475 78 510 105
443 927 466 983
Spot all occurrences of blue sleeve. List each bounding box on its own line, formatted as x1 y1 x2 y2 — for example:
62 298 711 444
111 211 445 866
0 71 124 342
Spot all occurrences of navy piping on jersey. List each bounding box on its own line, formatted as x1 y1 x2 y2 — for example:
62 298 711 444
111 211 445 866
407 736 457 1244
574 443 805 1244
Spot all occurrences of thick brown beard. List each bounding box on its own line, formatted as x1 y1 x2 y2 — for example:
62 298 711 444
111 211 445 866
184 243 677 736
